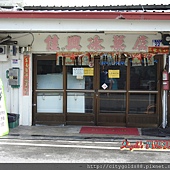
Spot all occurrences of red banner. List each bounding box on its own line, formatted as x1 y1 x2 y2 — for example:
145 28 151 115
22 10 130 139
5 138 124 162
23 55 30 96
148 46 169 54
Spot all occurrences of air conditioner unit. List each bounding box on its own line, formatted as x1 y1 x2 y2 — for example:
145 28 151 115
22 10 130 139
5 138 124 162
0 45 8 61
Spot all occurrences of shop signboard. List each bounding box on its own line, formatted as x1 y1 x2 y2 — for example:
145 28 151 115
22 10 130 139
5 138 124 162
44 34 152 52
0 78 9 137
23 55 30 96
148 46 169 54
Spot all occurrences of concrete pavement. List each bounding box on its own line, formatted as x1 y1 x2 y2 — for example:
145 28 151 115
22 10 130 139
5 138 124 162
1 125 170 141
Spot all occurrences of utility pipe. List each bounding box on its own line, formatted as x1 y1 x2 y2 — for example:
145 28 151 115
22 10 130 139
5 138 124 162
162 54 168 128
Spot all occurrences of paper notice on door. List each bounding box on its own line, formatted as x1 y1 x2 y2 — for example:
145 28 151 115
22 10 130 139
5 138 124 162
108 70 120 78
0 78 9 137
84 68 94 76
73 68 84 76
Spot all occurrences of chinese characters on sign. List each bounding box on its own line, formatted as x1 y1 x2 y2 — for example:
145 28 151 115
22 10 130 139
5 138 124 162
133 35 148 51
44 34 149 52
44 35 60 51
0 78 9 137
66 36 82 50
23 55 30 96
111 35 126 51
88 35 105 51
148 46 169 54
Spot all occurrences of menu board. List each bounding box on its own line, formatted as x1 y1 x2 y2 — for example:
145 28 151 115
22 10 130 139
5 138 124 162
0 78 9 137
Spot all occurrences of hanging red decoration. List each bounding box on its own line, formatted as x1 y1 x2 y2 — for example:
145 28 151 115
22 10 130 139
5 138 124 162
86 52 91 61
70 53 76 60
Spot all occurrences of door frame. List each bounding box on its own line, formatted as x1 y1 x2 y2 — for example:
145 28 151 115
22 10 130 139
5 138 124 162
94 54 163 127
94 55 127 126
32 54 95 126
32 54 65 125
32 53 163 127
127 55 162 127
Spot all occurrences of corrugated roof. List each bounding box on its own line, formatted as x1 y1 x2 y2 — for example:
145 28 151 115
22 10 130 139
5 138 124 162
0 4 170 12
0 4 170 20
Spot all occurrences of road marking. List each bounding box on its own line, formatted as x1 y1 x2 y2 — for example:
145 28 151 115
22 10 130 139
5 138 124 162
0 141 119 150
0 141 170 152
0 138 120 144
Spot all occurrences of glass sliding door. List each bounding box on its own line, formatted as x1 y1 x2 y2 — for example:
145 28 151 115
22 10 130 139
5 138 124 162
97 54 127 126
65 63 95 125
128 55 161 127
32 53 162 127
32 55 65 125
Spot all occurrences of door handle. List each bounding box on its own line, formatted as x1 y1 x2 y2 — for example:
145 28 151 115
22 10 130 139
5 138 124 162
74 94 77 101
95 89 98 96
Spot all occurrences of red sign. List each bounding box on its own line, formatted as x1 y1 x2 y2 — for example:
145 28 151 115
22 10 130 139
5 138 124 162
23 55 30 96
148 46 169 54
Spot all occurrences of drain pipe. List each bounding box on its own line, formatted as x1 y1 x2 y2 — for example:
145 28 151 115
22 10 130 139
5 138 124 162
162 91 167 128
162 54 168 128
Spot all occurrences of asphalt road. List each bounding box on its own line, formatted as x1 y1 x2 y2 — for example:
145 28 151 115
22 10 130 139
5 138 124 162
0 138 170 164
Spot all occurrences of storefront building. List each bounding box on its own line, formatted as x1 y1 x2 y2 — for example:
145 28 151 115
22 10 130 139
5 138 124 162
0 5 170 128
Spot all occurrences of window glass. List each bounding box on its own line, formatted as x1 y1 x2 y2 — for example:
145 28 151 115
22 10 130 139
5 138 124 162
100 54 127 90
37 93 63 113
37 60 63 89
67 66 94 89
67 92 93 113
129 93 157 114
130 59 157 91
100 93 126 113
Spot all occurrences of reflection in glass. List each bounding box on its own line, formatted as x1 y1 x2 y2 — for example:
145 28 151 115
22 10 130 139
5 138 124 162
99 93 126 113
85 76 93 90
37 93 63 113
67 92 93 113
130 61 157 90
67 73 85 89
129 93 157 114
67 66 94 90
37 60 63 89
100 65 127 90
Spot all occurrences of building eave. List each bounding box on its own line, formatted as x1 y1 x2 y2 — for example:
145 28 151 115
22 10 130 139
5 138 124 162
0 11 170 20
